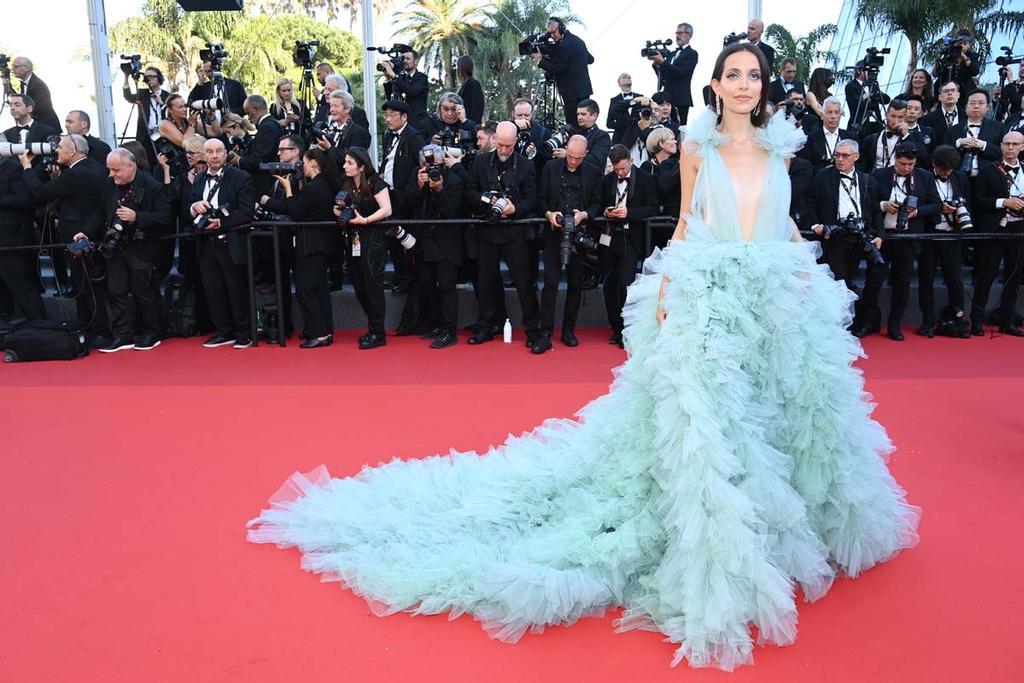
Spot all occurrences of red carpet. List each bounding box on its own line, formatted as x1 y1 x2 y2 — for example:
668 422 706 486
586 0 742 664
1 330 1020 681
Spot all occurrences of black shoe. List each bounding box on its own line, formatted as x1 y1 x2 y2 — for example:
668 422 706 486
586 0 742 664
233 337 253 349
98 336 136 353
916 324 935 338
531 333 552 354
87 334 111 350
971 321 985 337
358 332 386 349
299 329 311 341
887 324 904 341
999 325 1024 337
392 282 411 294
525 330 539 348
393 325 418 337
133 334 162 351
464 322 482 334
421 327 444 340
608 331 623 346
203 333 235 348
468 331 495 345
561 329 579 347
300 335 333 349
430 331 457 349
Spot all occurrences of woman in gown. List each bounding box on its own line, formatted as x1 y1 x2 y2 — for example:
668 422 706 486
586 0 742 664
247 44 920 671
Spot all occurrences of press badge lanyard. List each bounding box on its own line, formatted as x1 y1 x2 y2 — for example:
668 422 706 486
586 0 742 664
839 175 861 218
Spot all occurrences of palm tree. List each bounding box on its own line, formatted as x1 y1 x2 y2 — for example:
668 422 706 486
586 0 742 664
764 23 840 81
854 0 959 86
396 0 486 89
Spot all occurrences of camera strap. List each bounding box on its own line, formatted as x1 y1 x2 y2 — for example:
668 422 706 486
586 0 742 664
839 175 861 219
204 174 224 204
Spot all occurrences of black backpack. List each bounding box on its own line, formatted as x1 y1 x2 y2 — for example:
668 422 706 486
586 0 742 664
163 276 199 338
3 320 88 362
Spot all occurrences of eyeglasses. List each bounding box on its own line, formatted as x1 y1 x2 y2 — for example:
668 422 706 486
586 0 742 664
833 152 856 158
440 105 459 113
940 88 958 94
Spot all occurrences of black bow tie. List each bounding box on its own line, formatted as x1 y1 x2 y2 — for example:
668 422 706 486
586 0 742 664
968 123 981 129
945 111 956 121
885 130 900 139
208 172 223 180
840 172 856 182
1004 164 1020 174
17 125 28 132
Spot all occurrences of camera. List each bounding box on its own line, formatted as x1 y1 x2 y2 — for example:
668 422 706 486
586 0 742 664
67 237 106 283
947 198 974 231
199 42 228 68
556 212 598 266
367 44 411 74
152 137 188 177
189 97 223 112
516 129 538 160
0 140 57 159
995 45 1023 67
385 224 416 250
863 46 891 71
259 161 302 174
119 54 142 79
0 54 9 81
293 40 320 69
544 123 575 153
821 213 885 265
227 133 252 155
334 190 356 222
193 205 230 232
782 99 806 120
439 127 474 151
895 194 918 231
480 189 512 220
640 39 673 59
419 144 445 182
639 106 653 119
518 31 556 57
958 148 977 175
723 31 746 47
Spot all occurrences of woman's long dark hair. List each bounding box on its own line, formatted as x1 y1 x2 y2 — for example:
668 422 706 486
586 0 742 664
901 69 935 109
304 147 341 192
808 67 833 102
164 94 186 123
709 43 771 127
456 55 474 83
341 146 379 200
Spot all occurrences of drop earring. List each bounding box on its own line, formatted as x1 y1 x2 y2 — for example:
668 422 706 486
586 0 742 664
716 95 723 117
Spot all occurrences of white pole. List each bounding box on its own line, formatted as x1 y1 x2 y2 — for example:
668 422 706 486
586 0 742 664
361 0 378 166
86 0 116 147
748 0 762 20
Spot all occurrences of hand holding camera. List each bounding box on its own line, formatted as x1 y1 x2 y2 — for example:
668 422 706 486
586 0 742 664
605 205 628 219
115 206 137 224
1004 197 1024 212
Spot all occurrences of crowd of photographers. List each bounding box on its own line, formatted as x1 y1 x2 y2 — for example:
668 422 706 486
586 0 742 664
1 18 1023 358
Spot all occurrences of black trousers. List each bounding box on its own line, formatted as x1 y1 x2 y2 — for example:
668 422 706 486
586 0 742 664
881 239 916 325
346 229 386 335
177 235 213 332
294 252 333 338
971 233 1024 324
677 106 690 125
540 228 587 333
822 237 865 290
477 238 539 331
561 95 583 128
105 245 162 337
386 235 413 286
198 238 250 338
68 251 110 336
0 252 45 319
417 257 459 332
598 229 643 334
918 239 965 324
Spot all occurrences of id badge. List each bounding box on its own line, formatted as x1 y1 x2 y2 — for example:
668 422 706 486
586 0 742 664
352 233 361 257
599 232 612 247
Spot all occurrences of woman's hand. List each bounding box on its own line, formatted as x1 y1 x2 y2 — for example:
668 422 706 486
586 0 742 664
352 209 366 225
156 153 170 169
656 275 669 326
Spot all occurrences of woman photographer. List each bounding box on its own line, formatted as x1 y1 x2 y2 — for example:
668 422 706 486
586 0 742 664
802 68 834 131
640 127 680 248
157 95 196 151
259 148 339 349
900 69 936 112
335 146 392 349
270 78 309 139
456 55 485 124
220 112 254 167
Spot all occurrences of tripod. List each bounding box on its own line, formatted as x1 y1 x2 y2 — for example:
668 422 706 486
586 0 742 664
295 66 317 139
850 70 886 137
535 78 563 130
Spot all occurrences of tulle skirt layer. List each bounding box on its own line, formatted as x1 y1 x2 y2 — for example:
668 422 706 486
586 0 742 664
247 237 920 671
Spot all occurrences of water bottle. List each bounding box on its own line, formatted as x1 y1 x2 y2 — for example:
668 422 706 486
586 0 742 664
502 318 512 343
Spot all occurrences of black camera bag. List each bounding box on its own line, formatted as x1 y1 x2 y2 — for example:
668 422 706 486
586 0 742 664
164 276 199 338
0 317 29 348
3 320 88 362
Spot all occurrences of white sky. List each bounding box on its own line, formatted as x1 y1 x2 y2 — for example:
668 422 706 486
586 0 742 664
0 0 843 137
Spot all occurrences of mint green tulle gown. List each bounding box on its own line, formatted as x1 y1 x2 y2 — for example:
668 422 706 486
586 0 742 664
247 109 921 671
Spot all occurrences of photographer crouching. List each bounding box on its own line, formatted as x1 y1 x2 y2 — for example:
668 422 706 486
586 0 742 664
260 147 339 349
536 134 601 353
19 134 111 346
407 144 465 349
97 149 173 352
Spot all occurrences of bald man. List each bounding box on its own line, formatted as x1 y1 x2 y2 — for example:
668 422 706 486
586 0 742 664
463 120 541 346
65 110 112 166
746 20 775 71
99 148 173 352
11 56 60 132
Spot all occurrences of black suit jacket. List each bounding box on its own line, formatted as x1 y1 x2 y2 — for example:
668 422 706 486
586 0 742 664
405 164 465 265
537 158 602 221
239 115 286 195
656 46 697 110
106 170 173 252
86 135 112 166
904 124 937 168
931 169 973 230
807 166 883 236
188 78 247 116
458 78 485 124
263 174 336 256
789 157 814 229
384 70 429 124
419 117 477 142
843 79 890 128
943 118 1006 167
870 166 943 233
579 125 611 171
599 167 659 224
972 162 1024 232
325 119 372 168
857 131 911 173
754 42 776 71
3 120 58 146
189 166 256 265
122 84 171 152
801 127 854 172
997 81 1024 122
464 151 537 244
23 157 110 241
22 74 60 132
768 78 806 106
607 92 642 144
921 106 967 143
538 31 594 101
381 125 426 217
641 156 681 217
0 157 34 246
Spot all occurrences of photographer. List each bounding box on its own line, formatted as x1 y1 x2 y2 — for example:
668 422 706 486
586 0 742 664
902 95 936 167
0 135 45 320
316 90 372 166
64 111 111 166
922 82 966 143
382 48 429 129
315 74 371 131
531 17 595 124
870 142 942 341
858 99 909 172
969 131 1024 337
943 88 1005 178
98 149 173 353
336 147 393 350
919 145 971 338
746 20 775 71
512 98 553 173
220 113 255 168
620 92 678 167
420 92 477 143
649 23 698 125
239 95 284 196
188 138 256 349
598 144 658 347
270 78 309 139
20 134 111 344
640 128 681 222
9 57 60 133
996 63 1024 124
535 134 601 353
261 147 339 349
561 99 610 171
456 55 485 125
3 93 58 149
607 73 642 144
801 97 854 173
931 31 980 107
379 101 424 302
121 65 170 165
898 69 936 113
188 58 247 116
768 58 805 107
463 121 540 347
157 94 197 156
406 144 465 349
806 139 885 333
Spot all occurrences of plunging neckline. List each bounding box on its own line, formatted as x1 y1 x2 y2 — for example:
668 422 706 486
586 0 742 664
715 141 770 243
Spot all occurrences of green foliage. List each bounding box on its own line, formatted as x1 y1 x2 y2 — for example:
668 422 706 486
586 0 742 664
396 0 486 89
764 23 839 82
